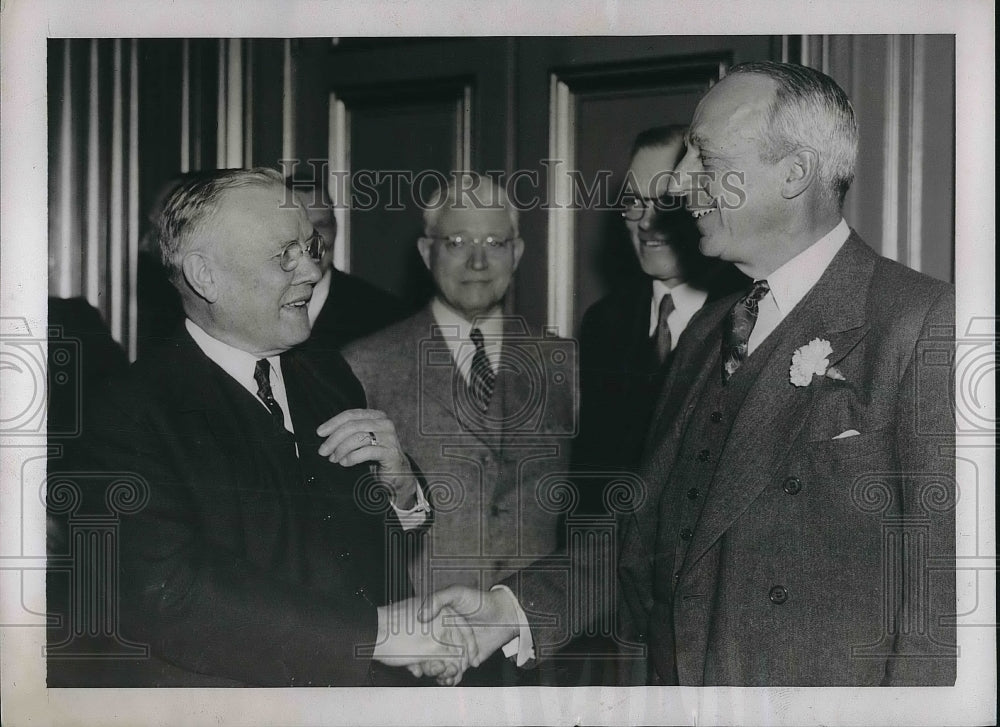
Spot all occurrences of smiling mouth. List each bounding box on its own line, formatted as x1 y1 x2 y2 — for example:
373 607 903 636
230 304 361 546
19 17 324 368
282 299 309 310
690 207 716 220
639 237 668 247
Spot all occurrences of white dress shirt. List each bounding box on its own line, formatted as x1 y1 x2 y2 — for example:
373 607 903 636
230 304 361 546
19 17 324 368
186 319 294 431
649 279 710 341
430 297 504 383
185 318 428 527
748 218 850 354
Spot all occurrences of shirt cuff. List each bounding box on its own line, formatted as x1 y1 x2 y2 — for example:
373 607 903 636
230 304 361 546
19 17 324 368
490 584 535 667
391 480 430 531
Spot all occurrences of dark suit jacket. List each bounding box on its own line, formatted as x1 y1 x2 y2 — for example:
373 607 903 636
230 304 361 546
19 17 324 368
575 265 747 480
48 327 414 686
512 233 956 686
343 306 576 598
309 269 409 352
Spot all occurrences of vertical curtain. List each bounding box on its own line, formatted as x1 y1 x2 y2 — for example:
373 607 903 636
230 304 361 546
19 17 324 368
786 35 955 283
47 38 296 361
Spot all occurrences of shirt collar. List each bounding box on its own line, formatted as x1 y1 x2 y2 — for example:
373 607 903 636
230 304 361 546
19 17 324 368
185 318 284 392
764 218 850 315
430 297 505 342
649 279 710 337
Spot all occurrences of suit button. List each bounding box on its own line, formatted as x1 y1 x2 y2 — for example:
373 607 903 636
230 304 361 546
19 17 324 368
355 586 367 598
696 449 711 462
768 585 788 604
672 571 681 585
323 513 334 522
686 488 700 500
679 527 693 541
306 475 317 486
710 411 723 423
338 550 351 559
490 504 500 517
783 477 802 495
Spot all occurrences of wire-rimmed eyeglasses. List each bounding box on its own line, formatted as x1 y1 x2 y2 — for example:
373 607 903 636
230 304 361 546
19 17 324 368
620 193 686 221
428 234 517 255
274 231 327 272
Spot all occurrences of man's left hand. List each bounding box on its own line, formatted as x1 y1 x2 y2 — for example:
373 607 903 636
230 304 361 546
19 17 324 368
316 409 417 508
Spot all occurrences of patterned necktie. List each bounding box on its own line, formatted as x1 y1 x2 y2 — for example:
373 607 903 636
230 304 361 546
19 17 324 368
253 359 287 431
468 327 495 412
721 279 770 383
654 292 676 365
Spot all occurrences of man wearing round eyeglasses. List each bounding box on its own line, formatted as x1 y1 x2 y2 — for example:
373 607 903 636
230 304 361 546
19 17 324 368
66 167 483 687
343 172 577 685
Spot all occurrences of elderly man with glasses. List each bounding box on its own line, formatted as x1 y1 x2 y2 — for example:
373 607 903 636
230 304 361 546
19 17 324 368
62 167 479 687
342 172 577 686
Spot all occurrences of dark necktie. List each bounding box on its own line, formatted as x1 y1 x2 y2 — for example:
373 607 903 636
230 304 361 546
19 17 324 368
468 327 495 412
653 292 676 365
722 279 770 383
253 358 287 431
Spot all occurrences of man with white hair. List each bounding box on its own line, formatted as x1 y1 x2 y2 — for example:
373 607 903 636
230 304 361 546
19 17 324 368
343 172 577 685
420 62 955 686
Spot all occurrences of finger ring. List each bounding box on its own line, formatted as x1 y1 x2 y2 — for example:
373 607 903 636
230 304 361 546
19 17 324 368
368 431 378 446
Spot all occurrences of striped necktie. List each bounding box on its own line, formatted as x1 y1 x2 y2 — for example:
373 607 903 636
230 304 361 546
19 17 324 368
721 279 770 382
253 358 287 431
654 292 675 365
468 327 495 412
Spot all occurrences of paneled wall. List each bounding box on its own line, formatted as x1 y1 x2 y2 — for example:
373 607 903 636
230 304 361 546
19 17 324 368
47 38 296 359
795 35 955 283
47 35 955 359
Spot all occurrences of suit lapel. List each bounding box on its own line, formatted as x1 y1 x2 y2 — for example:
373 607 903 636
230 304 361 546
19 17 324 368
413 306 506 454
682 233 875 573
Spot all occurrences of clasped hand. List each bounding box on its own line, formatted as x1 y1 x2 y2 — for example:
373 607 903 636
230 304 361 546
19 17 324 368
373 586 520 685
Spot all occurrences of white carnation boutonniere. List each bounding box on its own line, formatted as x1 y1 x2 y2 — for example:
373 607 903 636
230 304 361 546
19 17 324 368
789 338 846 387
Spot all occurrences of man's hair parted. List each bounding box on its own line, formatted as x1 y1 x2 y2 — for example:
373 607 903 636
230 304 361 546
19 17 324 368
157 167 286 282
727 60 859 206
630 125 688 160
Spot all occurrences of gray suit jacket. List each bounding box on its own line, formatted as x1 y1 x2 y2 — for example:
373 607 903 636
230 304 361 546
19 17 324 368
343 306 577 598
512 233 956 685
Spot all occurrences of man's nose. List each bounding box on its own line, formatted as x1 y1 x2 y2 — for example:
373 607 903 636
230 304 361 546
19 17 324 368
637 205 657 230
294 255 324 285
467 243 489 270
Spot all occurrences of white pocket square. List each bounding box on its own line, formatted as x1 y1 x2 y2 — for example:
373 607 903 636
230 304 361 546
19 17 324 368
832 429 860 439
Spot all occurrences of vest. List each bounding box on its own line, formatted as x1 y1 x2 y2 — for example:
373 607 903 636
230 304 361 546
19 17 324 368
646 326 785 684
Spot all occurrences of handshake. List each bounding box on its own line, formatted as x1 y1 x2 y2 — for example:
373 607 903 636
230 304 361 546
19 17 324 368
373 585 522 686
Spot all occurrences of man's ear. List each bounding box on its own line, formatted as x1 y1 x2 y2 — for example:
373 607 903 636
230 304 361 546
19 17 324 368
782 147 819 199
416 237 434 270
510 237 525 272
181 252 218 303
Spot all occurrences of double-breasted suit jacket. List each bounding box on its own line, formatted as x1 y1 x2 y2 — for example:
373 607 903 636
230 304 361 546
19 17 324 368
512 233 955 685
343 306 577 598
51 329 414 686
